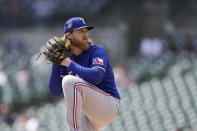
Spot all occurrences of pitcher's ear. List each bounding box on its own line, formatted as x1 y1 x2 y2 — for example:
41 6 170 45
66 32 72 40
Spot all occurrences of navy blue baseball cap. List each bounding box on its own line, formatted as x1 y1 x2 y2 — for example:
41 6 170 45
64 17 94 34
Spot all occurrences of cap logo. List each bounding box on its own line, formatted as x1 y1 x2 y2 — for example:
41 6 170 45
80 18 85 24
67 24 72 28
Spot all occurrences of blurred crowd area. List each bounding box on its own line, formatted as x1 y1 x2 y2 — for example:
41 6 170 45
1 0 197 130
0 0 111 27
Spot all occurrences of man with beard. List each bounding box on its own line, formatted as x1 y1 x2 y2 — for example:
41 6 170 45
48 17 120 131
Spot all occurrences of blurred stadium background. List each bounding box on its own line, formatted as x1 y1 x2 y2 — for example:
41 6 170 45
1 0 197 131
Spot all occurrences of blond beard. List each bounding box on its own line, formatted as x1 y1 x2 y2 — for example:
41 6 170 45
73 40 89 51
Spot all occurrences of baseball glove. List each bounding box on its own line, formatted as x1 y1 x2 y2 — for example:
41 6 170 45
37 36 70 65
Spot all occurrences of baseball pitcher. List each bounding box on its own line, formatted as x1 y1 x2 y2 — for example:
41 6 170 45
42 17 120 131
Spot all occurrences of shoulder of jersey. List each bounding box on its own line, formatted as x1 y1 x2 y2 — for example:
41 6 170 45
89 44 105 52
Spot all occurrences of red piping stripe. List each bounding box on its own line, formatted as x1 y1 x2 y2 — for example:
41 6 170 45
74 87 78 130
93 66 106 72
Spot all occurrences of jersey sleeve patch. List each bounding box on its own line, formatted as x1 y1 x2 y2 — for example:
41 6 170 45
92 57 103 65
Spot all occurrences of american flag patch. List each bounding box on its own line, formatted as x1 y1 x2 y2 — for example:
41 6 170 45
92 57 103 65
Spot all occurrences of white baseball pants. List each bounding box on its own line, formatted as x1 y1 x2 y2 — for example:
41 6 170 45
62 75 120 131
